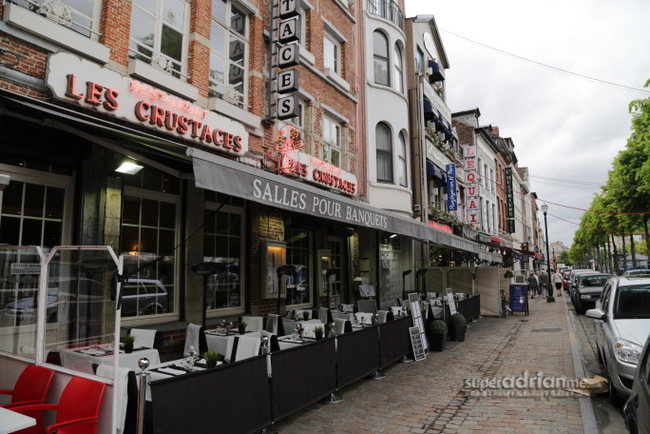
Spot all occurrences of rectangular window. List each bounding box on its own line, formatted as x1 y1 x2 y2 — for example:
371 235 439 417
324 33 339 73
322 115 341 167
120 167 180 320
397 133 407 187
12 0 101 38
285 229 311 307
129 0 189 79
203 201 245 312
209 0 249 108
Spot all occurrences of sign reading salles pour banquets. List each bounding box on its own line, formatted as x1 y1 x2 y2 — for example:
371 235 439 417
45 52 248 156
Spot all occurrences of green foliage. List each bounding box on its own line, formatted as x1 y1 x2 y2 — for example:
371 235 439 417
122 334 135 346
203 350 220 364
451 313 467 326
314 326 324 338
237 321 247 331
429 319 448 334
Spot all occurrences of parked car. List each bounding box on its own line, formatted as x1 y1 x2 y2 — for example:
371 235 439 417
623 269 650 277
4 277 103 323
568 269 594 301
586 276 650 405
623 334 650 434
120 279 170 317
572 272 612 314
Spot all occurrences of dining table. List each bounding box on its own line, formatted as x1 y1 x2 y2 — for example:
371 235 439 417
60 344 161 371
205 329 259 357
0 407 36 434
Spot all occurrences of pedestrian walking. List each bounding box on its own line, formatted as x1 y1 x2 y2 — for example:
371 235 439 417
552 269 564 297
534 272 542 295
527 272 538 299
538 271 549 297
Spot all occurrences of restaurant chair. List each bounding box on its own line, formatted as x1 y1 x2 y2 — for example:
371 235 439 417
377 310 392 323
10 376 106 434
265 313 280 334
184 323 208 356
354 312 373 325
129 328 164 351
318 307 333 324
96 364 137 434
260 330 280 353
241 315 264 332
1 365 55 434
333 318 352 335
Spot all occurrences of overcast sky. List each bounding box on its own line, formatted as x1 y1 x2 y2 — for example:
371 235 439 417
404 0 650 247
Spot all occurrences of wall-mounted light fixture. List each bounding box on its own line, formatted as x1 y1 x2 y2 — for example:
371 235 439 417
115 161 143 175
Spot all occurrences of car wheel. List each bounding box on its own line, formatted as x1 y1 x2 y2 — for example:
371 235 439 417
607 369 625 407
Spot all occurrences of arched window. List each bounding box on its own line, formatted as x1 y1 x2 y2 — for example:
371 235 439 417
376 123 393 182
373 31 389 86
393 44 404 93
397 132 407 186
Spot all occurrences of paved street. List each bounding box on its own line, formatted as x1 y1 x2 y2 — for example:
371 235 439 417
271 292 626 433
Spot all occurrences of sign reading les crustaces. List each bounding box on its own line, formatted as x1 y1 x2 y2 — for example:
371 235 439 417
45 52 249 156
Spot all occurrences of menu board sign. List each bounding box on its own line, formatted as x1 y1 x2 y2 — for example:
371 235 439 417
409 326 426 361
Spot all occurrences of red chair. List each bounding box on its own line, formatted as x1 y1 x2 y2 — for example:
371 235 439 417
1 365 55 434
11 376 106 434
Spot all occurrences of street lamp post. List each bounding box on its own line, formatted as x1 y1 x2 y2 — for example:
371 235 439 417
541 204 555 303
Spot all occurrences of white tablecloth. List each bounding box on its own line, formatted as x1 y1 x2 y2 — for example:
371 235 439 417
61 346 160 371
205 330 261 357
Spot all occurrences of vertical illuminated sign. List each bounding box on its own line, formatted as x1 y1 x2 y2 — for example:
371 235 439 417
446 163 457 211
504 166 515 233
463 145 480 229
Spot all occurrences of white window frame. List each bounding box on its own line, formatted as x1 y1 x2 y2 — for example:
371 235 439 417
0 163 74 248
397 132 408 187
209 0 250 109
324 32 340 74
373 31 389 86
376 122 393 183
322 114 341 167
204 200 246 317
120 185 181 325
394 43 404 93
129 0 190 80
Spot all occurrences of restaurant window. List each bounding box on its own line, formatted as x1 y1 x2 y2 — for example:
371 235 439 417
209 0 249 109
373 31 389 86
11 0 101 39
376 122 393 183
285 228 311 307
0 162 72 249
120 167 180 320
397 131 407 187
324 32 340 74
203 199 244 312
129 0 189 79
393 43 404 93
322 114 341 167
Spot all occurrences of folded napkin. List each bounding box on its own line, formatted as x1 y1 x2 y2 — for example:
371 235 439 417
80 349 106 356
156 367 186 376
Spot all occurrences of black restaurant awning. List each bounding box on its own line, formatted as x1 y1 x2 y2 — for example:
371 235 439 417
426 160 446 184
188 148 502 264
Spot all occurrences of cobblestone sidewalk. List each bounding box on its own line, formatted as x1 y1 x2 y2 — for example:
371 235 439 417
271 294 588 433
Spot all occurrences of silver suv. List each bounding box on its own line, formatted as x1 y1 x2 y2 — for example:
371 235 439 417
587 276 650 405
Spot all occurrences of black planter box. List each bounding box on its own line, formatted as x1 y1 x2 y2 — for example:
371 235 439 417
429 333 446 352
449 325 466 342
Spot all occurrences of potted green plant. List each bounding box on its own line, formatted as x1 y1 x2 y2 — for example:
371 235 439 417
122 334 135 353
202 350 220 368
302 310 310 321
449 313 467 342
427 320 447 352
504 269 514 278
237 321 247 334
314 326 324 340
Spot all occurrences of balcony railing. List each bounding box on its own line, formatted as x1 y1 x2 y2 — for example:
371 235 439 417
367 0 404 30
